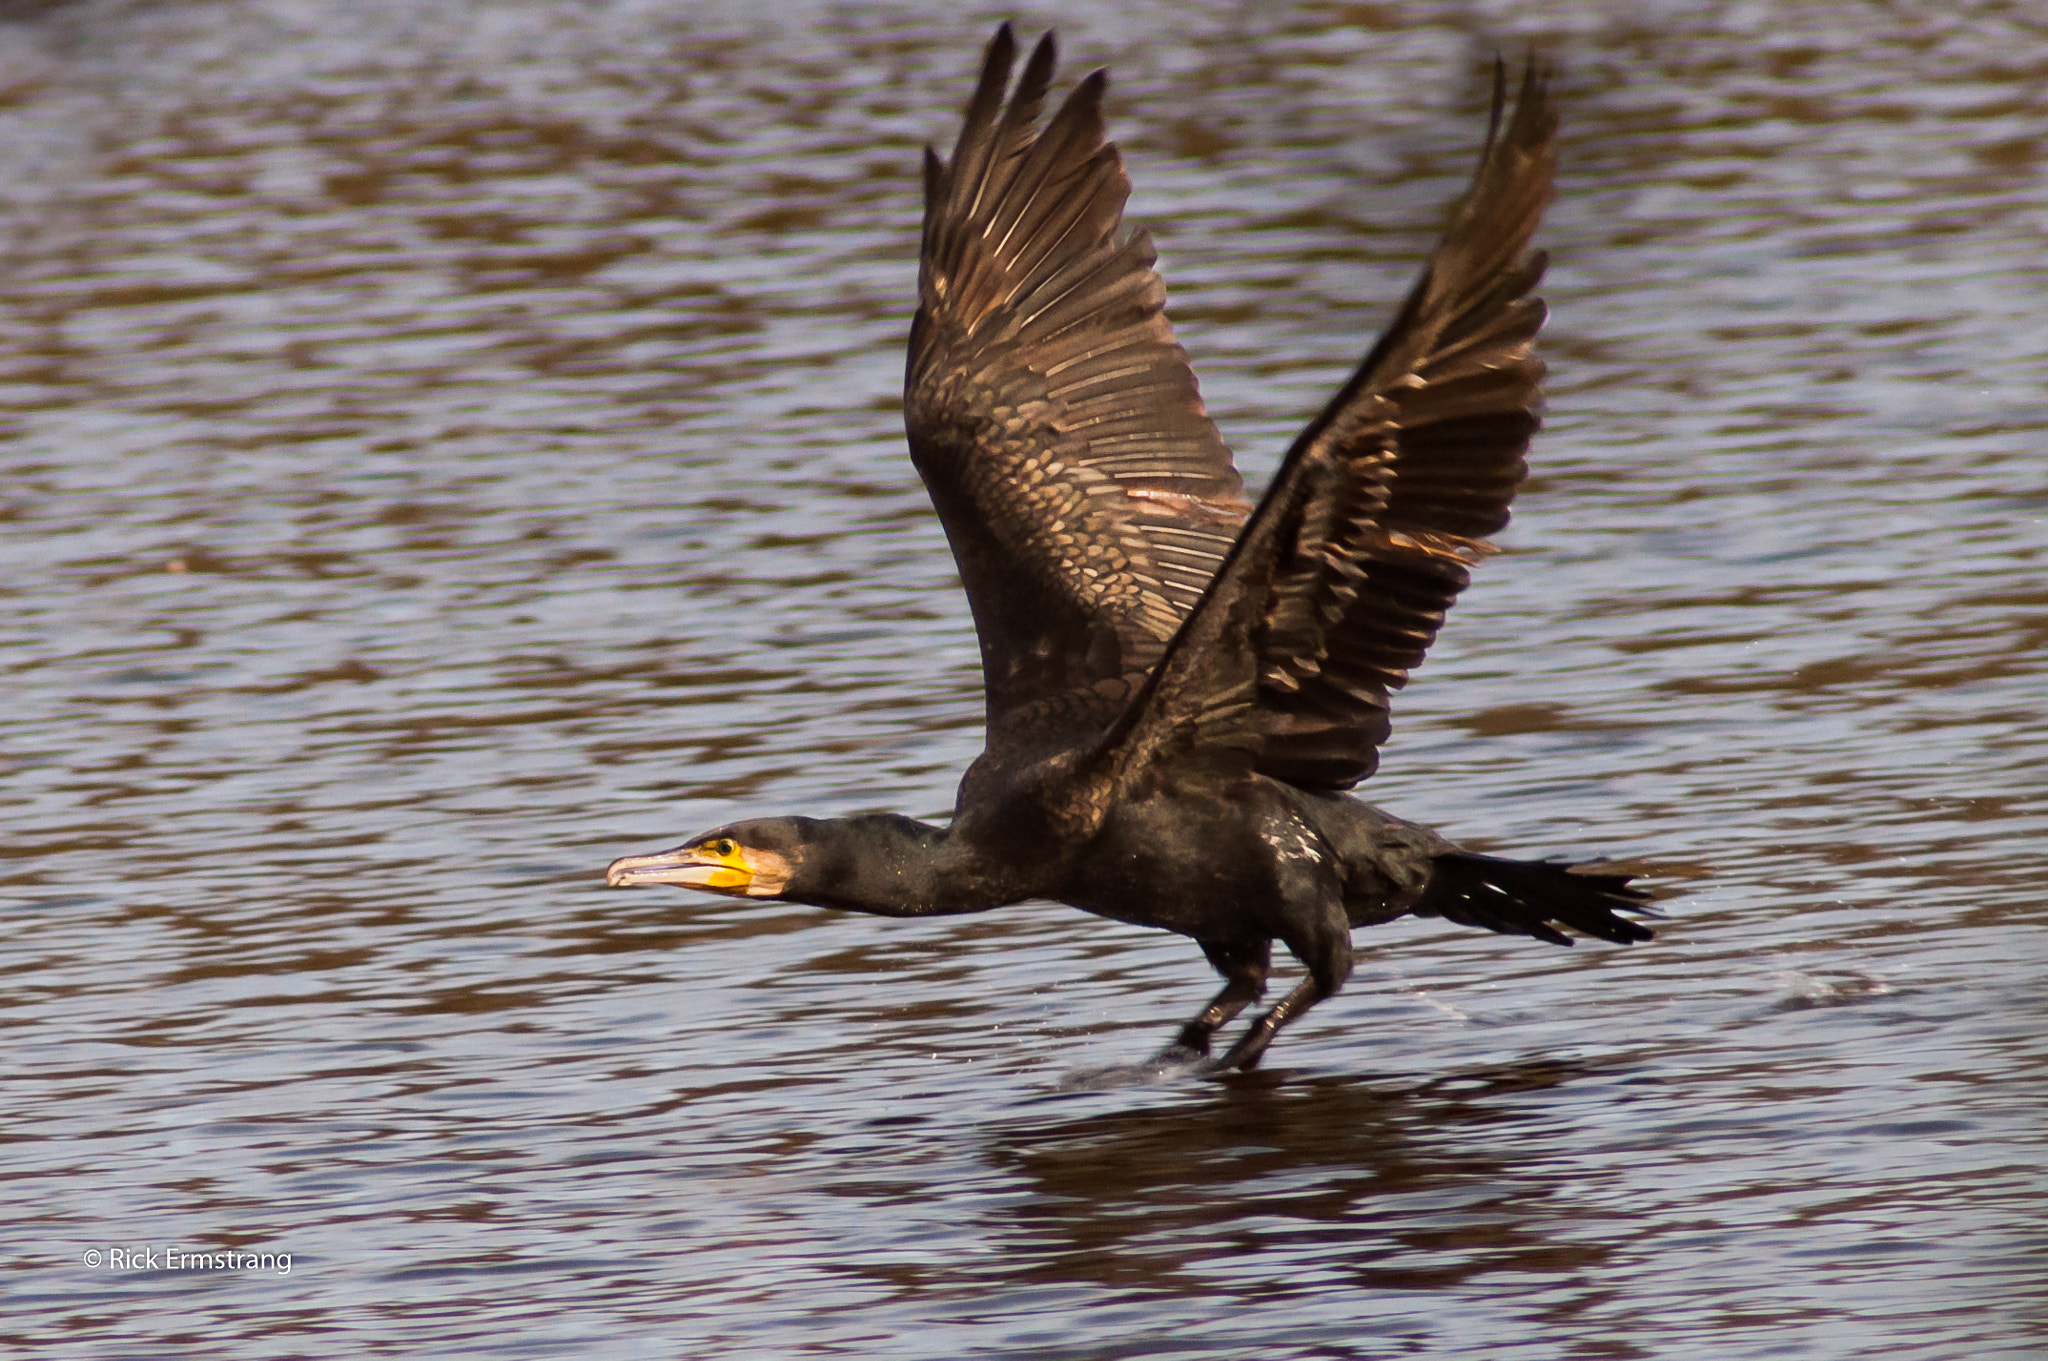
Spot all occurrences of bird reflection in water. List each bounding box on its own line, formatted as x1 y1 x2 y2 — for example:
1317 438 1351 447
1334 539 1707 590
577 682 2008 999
982 1061 1619 1295
608 25 1658 1073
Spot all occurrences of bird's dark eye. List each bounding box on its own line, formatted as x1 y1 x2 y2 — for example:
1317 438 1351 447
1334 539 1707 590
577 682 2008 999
712 839 737 858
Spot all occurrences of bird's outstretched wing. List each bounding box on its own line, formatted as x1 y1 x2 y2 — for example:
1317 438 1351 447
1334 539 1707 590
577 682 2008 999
906 25 1249 752
1104 60 1558 793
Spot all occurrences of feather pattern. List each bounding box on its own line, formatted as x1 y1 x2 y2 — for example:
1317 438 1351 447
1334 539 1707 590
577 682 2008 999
905 24 1249 755
1106 59 1559 793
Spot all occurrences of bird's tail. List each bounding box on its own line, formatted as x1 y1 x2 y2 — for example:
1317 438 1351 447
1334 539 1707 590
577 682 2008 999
1415 851 1656 946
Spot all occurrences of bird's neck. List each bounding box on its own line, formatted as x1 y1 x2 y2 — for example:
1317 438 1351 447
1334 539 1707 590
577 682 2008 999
789 814 1002 917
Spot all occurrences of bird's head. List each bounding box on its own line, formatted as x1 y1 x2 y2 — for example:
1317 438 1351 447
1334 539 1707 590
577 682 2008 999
604 818 810 900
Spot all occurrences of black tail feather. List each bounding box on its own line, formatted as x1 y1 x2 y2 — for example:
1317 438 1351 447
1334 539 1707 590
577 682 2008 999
1416 851 1656 946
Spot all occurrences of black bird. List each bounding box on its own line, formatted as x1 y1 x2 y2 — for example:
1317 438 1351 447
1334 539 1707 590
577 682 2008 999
607 26 1654 1073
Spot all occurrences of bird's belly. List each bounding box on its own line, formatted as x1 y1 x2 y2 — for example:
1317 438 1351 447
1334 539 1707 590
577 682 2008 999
1057 793 1304 942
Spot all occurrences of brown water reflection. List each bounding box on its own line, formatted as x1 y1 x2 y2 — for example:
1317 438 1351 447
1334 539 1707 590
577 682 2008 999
994 1065 1604 1296
2 1 2045 1357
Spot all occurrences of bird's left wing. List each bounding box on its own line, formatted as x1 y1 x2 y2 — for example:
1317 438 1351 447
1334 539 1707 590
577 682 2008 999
905 25 1249 749
1103 60 1558 794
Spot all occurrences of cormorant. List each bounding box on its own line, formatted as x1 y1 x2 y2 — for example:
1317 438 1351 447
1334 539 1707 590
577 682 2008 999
607 25 1655 1073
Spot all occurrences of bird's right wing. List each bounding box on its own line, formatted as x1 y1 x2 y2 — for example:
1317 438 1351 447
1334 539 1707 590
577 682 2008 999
1103 61 1558 794
906 25 1249 753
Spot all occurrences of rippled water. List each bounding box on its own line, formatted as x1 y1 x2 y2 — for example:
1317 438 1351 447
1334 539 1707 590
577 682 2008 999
4 0 2044 1355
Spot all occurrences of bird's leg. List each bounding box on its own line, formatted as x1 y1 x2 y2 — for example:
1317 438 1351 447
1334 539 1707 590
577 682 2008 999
1205 915 1352 1074
1162 940 1271 1060
1204 975 1328 1073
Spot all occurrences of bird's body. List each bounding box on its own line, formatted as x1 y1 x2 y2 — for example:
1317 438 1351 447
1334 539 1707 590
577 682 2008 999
608 26 1656 1073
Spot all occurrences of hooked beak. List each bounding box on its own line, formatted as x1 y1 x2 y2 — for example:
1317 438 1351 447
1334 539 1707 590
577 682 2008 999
604 840 796 898
605 845 750 891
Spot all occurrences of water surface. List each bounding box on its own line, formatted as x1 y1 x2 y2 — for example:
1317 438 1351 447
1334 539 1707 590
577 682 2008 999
3 1 2044 1356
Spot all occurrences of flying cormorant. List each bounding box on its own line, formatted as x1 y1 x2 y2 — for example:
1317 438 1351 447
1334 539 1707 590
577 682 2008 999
607 25 1655 1073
